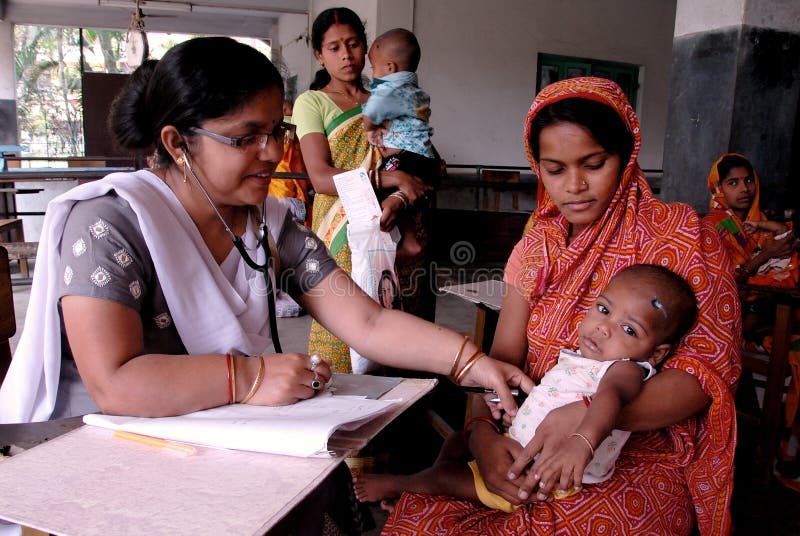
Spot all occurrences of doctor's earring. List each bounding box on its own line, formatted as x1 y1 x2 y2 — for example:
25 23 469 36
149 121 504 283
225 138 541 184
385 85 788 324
175 156 188 183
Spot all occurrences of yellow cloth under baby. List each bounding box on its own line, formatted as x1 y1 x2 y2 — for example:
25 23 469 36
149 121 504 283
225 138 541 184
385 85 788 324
468 460 582 512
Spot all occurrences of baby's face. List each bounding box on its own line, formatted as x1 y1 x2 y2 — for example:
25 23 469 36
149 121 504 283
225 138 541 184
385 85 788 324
368 45 391 79
578 276 666 363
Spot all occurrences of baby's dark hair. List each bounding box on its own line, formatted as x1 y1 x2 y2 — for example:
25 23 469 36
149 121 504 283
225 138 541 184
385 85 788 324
108 37 283 168
373 28 421 72
529 97 634 167
615 264 698 344
716 154 754 181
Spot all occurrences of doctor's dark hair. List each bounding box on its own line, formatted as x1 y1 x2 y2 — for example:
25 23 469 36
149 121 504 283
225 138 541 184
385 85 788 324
109 37 284 167
528 98 634 167
309 7 367 90
716 154 754 181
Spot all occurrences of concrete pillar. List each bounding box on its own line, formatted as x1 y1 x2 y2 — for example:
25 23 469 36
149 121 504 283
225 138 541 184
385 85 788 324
661 0 800 215
0 19 17 145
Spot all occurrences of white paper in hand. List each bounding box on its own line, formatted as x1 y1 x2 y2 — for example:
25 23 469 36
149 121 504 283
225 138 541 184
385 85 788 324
332 168 382 230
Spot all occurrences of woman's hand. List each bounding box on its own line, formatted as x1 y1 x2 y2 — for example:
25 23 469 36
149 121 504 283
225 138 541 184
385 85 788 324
484 396 517 428
379 194 405 232
468 424 528 504
507 401 587 501
760 232 796 261
380 169 431 204
245 353 332 406
460 356 535 418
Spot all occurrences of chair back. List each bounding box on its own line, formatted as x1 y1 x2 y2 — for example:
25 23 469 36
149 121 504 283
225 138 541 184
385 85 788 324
0 245 14 384
480 170 521 211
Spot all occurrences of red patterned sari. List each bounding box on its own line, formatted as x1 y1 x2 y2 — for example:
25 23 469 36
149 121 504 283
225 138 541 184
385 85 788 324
382 78 741 535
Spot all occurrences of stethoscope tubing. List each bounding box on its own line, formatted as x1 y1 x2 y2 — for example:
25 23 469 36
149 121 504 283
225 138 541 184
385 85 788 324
180 147 283 353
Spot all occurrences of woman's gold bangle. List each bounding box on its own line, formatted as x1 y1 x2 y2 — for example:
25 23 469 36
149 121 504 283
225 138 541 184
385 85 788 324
454 350 487 384
569 432 595 458
240 356 265 404
449 336 471 378
389 190 409 208
230 354 237 404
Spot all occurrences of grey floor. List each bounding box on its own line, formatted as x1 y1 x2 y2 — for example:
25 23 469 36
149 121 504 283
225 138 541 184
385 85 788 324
7 263 800 535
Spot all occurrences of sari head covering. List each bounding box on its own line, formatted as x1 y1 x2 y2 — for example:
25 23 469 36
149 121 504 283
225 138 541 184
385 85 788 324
383 78 740 535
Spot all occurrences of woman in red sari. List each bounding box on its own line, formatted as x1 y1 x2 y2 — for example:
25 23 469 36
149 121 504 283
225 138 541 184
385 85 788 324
381 78 740 535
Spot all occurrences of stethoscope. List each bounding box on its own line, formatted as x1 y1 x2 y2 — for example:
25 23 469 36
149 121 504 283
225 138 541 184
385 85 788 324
180 147 283 353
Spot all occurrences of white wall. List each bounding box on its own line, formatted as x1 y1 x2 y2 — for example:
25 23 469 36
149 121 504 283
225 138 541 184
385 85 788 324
376 0 413 34
414 0 676 169
276 12 312 99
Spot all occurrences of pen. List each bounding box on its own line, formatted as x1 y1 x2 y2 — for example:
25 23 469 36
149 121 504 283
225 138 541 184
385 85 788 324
113 430 197 455
460 386 520 397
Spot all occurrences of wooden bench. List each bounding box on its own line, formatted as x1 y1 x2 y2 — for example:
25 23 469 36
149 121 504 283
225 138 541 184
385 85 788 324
0 218 31 277
3 242 37 278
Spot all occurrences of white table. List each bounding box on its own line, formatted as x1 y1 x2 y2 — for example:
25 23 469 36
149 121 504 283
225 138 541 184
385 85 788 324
0 378 436 535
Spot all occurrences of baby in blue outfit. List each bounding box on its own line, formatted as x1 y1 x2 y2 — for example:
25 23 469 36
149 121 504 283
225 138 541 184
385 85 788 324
363 28 440 260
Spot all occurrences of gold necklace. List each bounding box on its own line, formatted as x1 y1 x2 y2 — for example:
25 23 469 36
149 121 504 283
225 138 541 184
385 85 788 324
325 87 364 106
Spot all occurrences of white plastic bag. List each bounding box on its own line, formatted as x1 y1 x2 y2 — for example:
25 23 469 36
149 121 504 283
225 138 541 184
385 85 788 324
332 168 401 373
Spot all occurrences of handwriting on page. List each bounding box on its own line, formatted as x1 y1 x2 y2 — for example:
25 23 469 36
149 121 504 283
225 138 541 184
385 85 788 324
332 168 382 228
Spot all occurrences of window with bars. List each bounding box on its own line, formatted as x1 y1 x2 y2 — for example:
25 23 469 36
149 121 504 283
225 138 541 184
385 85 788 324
537 53 640 110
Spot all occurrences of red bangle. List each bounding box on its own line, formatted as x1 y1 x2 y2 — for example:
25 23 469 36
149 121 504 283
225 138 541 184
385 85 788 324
582 395 592 407
225 353 234 404
454 349 487 384
464 416 500 434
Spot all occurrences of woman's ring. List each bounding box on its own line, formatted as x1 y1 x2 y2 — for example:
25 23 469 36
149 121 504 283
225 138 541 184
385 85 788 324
311 371 321 390
309 354 322 370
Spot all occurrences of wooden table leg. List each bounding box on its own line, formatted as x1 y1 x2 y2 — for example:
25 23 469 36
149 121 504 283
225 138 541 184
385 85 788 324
756 301 793 487
473 307 486 351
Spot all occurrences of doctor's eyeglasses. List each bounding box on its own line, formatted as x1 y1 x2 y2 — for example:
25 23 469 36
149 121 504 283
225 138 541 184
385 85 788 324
191 122 295 151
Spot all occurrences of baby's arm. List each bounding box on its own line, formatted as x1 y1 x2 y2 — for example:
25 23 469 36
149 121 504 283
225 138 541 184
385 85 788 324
532 361 645 496
743 219 789 235
362 115 379 132
362 116 387 148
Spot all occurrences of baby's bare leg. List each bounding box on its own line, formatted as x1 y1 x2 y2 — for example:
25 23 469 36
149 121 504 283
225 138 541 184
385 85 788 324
395 219 422 260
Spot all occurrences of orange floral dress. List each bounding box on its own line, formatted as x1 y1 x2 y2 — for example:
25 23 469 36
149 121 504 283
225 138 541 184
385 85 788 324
382 78 741 536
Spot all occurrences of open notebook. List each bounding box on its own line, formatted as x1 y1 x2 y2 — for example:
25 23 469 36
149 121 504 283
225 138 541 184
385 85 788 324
83 374 403 457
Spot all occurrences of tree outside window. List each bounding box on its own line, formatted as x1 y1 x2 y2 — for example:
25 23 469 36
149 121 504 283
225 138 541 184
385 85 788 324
14 25 271 158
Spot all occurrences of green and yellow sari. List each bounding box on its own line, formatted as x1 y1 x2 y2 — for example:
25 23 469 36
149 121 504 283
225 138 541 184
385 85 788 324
295 91 434 372
307 105 378 371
